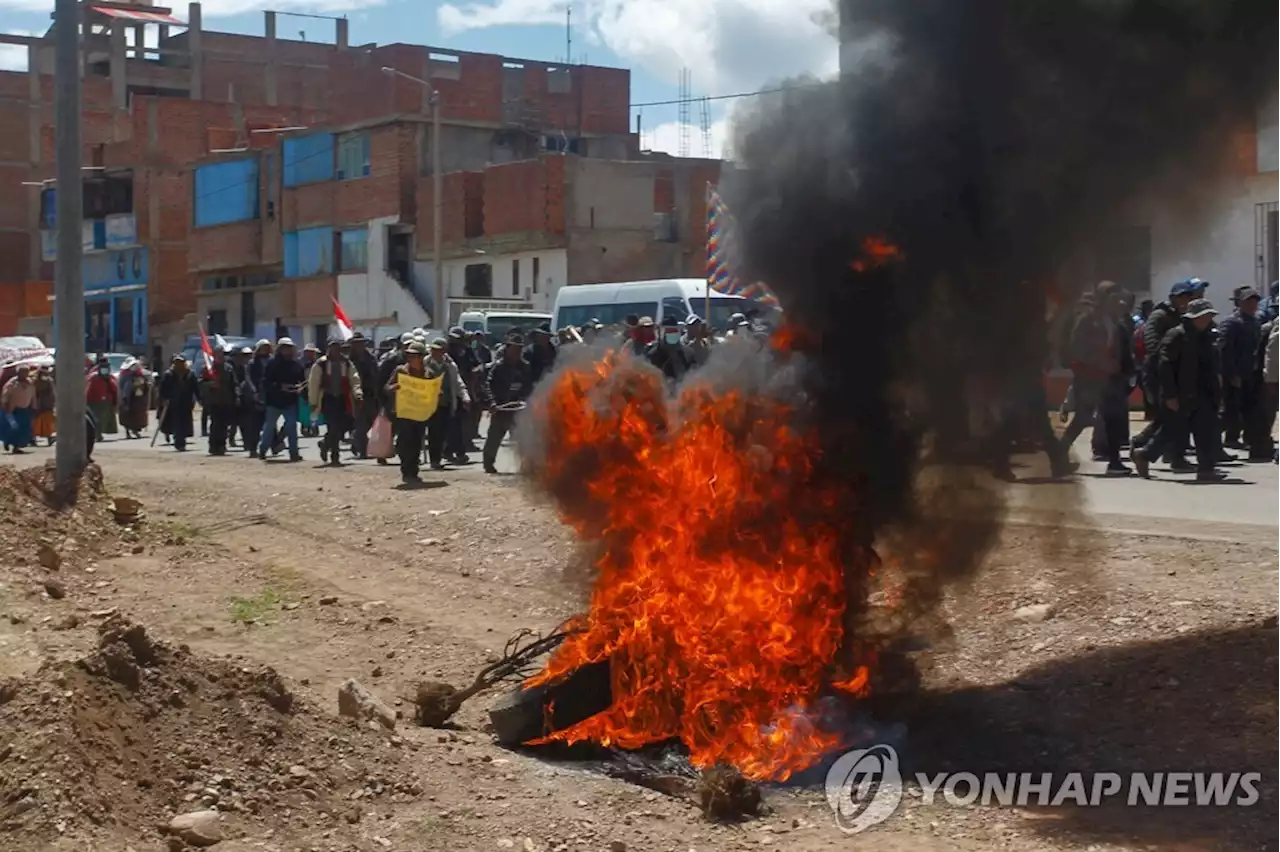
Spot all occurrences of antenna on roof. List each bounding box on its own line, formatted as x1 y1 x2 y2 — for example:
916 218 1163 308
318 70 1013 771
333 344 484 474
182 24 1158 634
565 5 572 64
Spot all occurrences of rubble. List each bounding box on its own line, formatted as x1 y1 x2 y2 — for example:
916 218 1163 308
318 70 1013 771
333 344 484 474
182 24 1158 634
337 679 397 729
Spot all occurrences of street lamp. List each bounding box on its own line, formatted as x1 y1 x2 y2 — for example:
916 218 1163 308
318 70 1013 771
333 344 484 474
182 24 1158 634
382 66 445 328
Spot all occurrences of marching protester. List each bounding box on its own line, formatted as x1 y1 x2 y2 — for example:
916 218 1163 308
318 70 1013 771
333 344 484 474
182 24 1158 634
621 316 655 356
1058 281 1132 475
1132 278 1205 468
1218 286 1265 457
424 337 471 469
1263 317 1279 462
682 315 713 368
158 355 200 452
1 365 36 454
230 347 253 449
374 332 411 466
118 358 152 439
1131 299 1224 480
347 333 380 460
308 338 363 466
199 346 239 456
385 341 430 484
244 340 272 457
524 326 558 386
446 327 484 456
481 333 533 474
258 337 306 462
85 356 120 442
298 344 321 438
648 315 693 383
31 366 55 447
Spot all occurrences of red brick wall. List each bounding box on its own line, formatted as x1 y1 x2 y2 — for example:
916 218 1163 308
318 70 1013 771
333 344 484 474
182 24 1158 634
279 124 413 231
188 221 262 272
0 232 28 286
481 156 566 236
417 171 471 246
152 245 195 325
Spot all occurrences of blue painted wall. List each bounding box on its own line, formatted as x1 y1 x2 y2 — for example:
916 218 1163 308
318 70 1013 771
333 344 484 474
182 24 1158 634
193 159 260 227
284 227 333 277
84 248 148 292
283 134 335 187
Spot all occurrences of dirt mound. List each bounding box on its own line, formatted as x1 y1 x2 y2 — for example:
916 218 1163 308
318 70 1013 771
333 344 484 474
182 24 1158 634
0 462 127 571
0 616 424 846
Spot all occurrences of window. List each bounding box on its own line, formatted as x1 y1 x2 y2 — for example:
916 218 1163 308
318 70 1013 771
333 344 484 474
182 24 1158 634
511 258 520 296
660 296 688 324
463 263 493 298
336 132 371 180
557 301 656 329
338 228 369 272
282 134 335 187
532 256 540 294
194 158 259 227
207 309 228 336
284 226 334 277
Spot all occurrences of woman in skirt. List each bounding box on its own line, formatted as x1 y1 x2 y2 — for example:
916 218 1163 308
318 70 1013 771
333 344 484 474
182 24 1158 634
118 358 152 439
85 356 120 440
31 365 55 445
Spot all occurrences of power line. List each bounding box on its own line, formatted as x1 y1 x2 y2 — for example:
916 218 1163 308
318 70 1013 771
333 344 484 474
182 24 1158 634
630 81 823 110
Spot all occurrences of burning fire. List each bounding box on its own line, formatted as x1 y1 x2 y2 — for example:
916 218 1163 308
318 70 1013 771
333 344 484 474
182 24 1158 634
525 350 872 781
849 235 904 272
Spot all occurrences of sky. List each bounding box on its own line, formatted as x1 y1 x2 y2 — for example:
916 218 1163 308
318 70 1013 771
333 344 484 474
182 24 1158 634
0 0 839 158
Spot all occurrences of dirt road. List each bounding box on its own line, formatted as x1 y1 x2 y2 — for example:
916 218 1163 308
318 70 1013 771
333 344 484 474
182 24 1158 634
0 445 1274 852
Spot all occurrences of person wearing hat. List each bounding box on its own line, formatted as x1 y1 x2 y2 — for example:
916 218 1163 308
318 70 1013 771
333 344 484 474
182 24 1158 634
524 324 558 387
1131 298 1225 481
229 346 253 449
31 364 56 447
1217 285 1264 455
446 326 484 457
580 318 604 345
622 316 656 357
257 337 306 461
307 338 364 466
1056 281 1133 476
385 341 432 483
1131 278 1205 469
344 333 379 460
85 355 120 442
157 354 200 452
681 314 712 368
648 315 693 383
0 365 36 454
297 344 322 438
118 357 152 440
198 345 239 456
480 332 533 474
243 339 273 457
423 337 471 469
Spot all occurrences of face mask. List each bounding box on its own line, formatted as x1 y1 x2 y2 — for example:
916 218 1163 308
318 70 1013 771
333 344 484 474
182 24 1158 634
664 333 681 346
98 367 109 376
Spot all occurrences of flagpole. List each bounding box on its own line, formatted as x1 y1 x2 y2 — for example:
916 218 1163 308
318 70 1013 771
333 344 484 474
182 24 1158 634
706 180 716 323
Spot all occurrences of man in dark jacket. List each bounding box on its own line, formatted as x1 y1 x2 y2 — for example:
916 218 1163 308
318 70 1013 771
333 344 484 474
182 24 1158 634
374 333 410 466
245 339 272 458
257 337 306 461
1057 282 1131 475
1131 278 1204 467
482 334 533 474
199 346 239 456
1131 299 1225 481
346 333 380 459
524 325 558 385
447 327 484 455
647 315 693 383
1217 286 1263 452
158 355 201 452
1091 289 1137 461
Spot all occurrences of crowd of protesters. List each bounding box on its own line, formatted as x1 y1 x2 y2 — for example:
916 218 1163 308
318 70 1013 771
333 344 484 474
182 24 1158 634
40 310 752 484
1000 277 1279 482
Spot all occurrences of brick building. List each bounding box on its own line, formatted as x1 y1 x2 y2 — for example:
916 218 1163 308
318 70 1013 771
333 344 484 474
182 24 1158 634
0 0 724 355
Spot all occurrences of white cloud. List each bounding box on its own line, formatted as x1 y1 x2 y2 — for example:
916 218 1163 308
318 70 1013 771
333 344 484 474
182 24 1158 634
642 118 730 159
438 0 838 94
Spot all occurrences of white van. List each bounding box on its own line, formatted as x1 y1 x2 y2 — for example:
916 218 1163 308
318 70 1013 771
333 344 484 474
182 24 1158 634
552 279 764 332
457 310 552 344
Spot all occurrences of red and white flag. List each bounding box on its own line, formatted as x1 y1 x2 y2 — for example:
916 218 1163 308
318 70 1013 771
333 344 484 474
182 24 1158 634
332 297 354 342
197 324 215 375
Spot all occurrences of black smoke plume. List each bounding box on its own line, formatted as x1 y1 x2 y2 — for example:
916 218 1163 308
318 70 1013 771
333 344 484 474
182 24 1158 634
722 0 1276 632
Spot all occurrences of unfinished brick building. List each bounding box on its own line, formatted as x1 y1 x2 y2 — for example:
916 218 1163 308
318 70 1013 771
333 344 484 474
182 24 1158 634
0 0 724 354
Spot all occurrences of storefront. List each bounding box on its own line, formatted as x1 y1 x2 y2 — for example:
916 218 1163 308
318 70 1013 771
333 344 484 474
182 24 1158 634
51 247 149 355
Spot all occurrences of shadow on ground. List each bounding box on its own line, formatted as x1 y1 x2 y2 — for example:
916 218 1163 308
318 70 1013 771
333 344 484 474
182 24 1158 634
877 621 1278 850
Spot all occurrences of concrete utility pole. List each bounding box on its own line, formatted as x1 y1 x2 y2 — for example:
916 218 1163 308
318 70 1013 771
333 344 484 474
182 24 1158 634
431 89 444 329
53 0 86 485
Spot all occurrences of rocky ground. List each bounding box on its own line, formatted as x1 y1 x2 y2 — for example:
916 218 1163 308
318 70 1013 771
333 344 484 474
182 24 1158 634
0 449 1274 852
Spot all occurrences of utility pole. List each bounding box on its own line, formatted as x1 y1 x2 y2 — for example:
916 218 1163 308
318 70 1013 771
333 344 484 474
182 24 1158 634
431 89 444 329
53 0 86 485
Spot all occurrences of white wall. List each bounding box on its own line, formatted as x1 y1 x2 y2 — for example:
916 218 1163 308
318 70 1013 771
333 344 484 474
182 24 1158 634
336 215 432 339
441 248 568 313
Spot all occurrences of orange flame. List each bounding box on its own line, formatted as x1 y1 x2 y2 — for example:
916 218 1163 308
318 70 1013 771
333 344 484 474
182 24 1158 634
849 235 904 272
525 354 869 781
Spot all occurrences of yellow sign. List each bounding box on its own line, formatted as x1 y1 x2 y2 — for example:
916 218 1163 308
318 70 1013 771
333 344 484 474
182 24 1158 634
397 373 442 422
